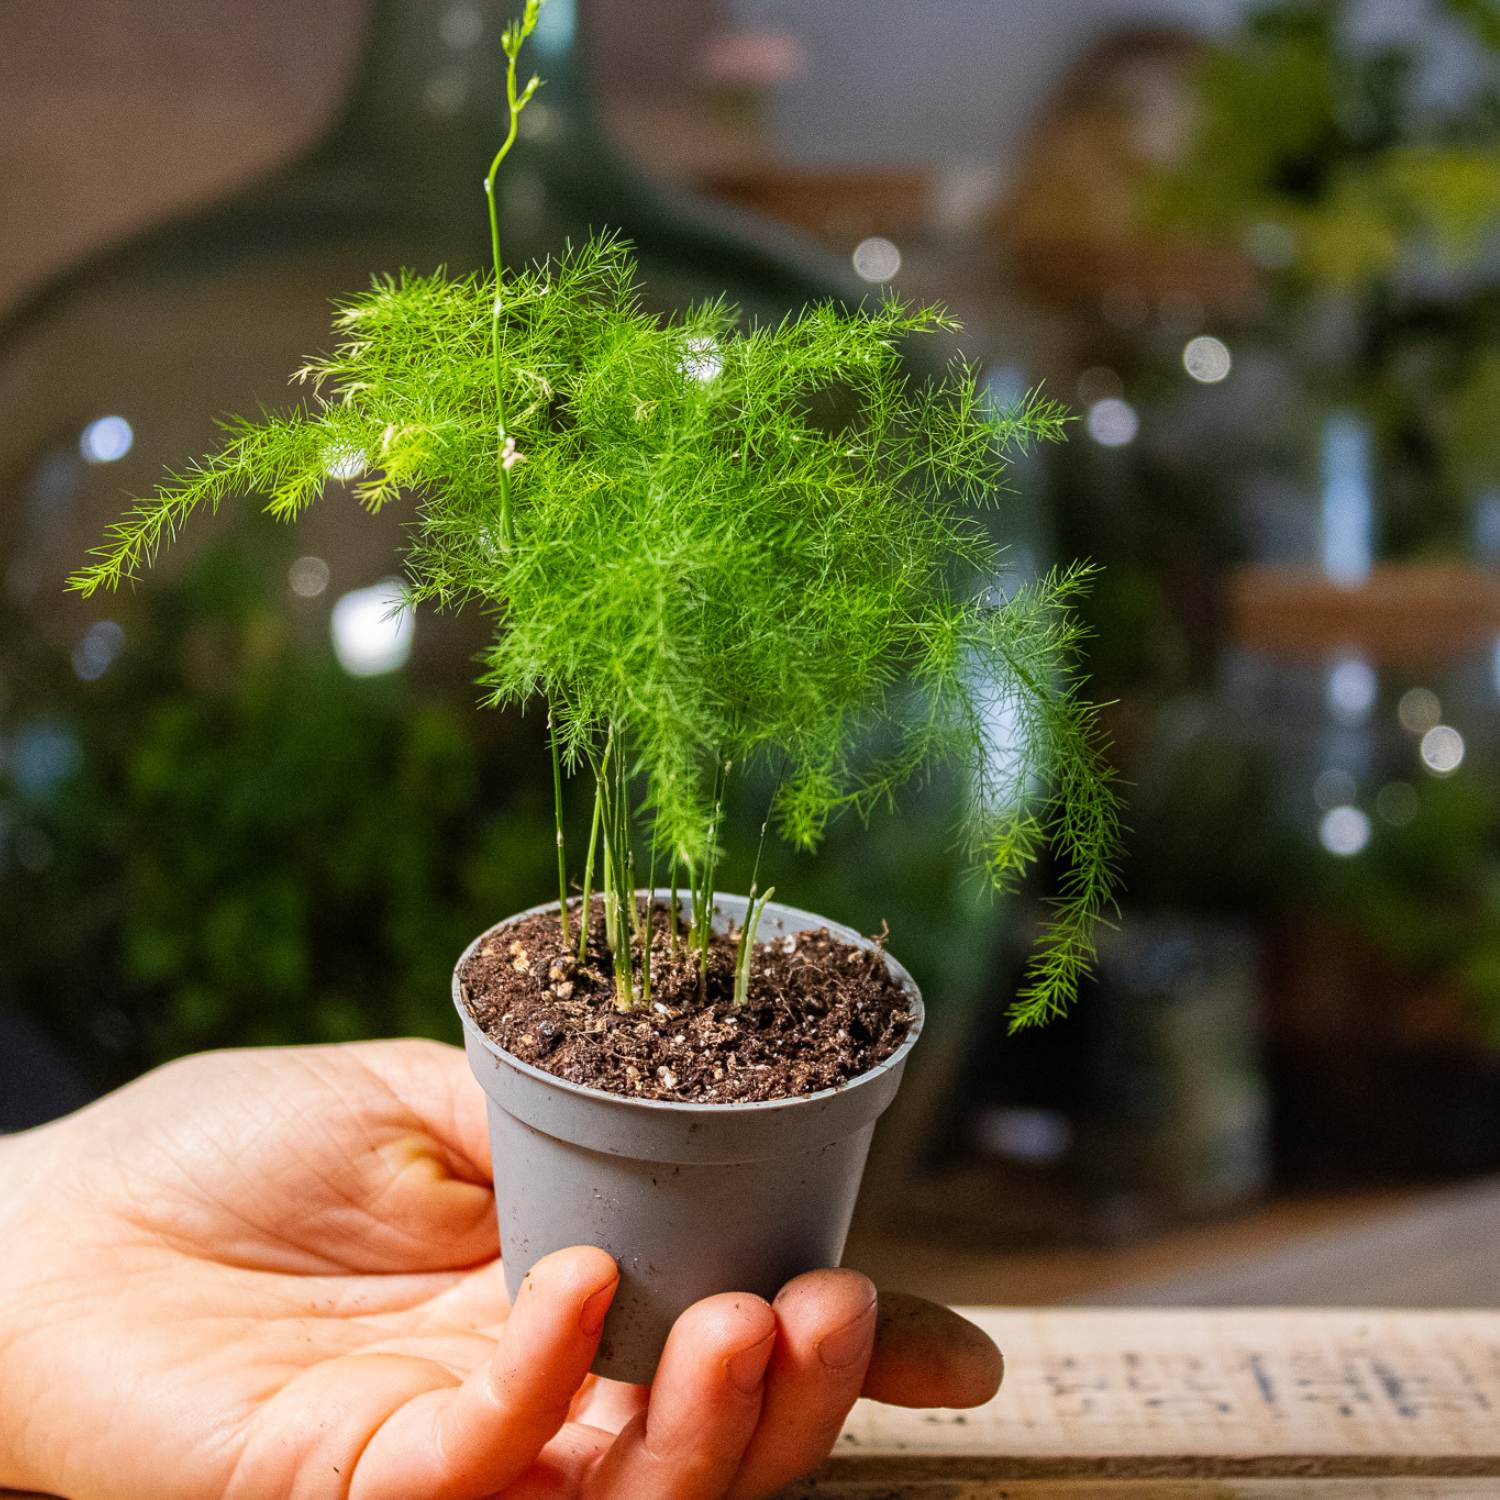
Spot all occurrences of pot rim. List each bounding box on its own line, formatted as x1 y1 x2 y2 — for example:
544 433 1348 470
452 890 925 1117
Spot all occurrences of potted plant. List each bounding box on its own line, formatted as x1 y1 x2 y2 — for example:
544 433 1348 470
73 0 1119 1381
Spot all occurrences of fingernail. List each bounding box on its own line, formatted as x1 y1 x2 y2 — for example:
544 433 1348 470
726 1331 776 1393
579 1281 617 1336
816 1300 877 1370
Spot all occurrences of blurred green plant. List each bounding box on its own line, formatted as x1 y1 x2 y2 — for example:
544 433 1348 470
1152 0 1500 292
0 537 555 1084
1316 771 1500 1048
1147 0 1500 555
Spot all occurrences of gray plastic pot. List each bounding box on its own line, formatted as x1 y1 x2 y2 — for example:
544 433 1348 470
453 891 923 1385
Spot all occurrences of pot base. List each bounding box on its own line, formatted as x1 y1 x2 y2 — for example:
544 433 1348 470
487 1097 873 1384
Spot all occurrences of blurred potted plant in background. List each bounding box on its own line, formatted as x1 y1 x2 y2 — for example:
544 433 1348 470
1273 753 1500 1180
1149 0 1500 1174
1 530 559 1088
1049 0 1500 1184
983 0 1500 1202
1145 0 1500 555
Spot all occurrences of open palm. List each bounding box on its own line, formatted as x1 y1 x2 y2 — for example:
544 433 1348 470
0 1040 1001 1500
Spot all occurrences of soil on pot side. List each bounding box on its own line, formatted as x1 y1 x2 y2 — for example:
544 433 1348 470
458 898 915 1104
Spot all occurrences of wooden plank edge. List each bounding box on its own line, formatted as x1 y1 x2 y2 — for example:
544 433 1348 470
813 1452 1500 1481
783 1483 1500 1499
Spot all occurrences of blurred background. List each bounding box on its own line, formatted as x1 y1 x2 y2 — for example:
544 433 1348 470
4 0 1499 1306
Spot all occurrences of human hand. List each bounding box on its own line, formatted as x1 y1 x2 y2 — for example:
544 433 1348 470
0 1040 1001 1500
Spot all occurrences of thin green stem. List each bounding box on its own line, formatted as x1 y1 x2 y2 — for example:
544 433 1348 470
549 710 570 947
578 773 602 963
730 782 779 1004
593 722 635 1011
668 855 679 959
746 788 775 907
690 761 718 949
484 2 545 549
597 726 620 956
597 747 618 958
734 886 775 1007
694 756 730 998
640 834 658 1008
611 738 636 1010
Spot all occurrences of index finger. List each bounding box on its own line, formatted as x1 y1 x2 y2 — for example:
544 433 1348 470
352 1245 618 1500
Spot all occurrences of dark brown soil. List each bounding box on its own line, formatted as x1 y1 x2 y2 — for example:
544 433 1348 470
458 898 915 1104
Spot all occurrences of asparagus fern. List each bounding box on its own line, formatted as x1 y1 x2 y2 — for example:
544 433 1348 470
70 4 1120 1029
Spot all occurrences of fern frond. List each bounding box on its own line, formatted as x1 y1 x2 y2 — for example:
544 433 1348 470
74 236 1121 1022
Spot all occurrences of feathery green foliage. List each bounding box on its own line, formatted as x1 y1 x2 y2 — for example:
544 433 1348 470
70 239 1117 1026
71 5 1119 1028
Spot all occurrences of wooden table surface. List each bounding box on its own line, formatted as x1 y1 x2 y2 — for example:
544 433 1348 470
788 1307 1500 1497
6 1307 1496 1498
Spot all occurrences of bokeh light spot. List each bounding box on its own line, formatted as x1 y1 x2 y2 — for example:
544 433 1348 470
1419 725 1464 776
80 416 133 464
289 556 330 598
1319 805 1371 857
678 336 723 382
1397 687 1441 734
323 446 368 482
1086 398 1139 447
851 237 901 283
1327 654 1376 724
71 620 125 682
1183 335 1232 384
331 579 415 677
